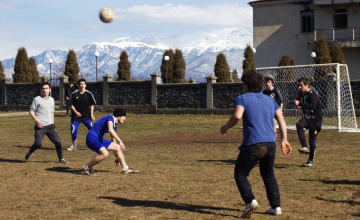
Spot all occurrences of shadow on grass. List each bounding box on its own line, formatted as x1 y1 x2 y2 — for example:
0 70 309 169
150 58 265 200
99 196 239 218
0 158 25 163
198 160 236 165
316 196 360 206
298 179 360 185
45 166 109 175
13 145 87 151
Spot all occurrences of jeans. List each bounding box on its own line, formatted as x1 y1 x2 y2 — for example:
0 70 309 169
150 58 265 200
234 142 280 209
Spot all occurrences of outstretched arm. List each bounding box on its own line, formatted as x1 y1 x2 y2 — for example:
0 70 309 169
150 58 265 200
108 121 125 151
274 109 292 156
220 106 244 135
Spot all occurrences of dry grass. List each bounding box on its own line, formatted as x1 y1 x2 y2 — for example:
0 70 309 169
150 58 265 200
0 112 359 219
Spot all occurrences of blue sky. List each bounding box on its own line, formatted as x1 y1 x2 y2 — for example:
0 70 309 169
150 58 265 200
0 0 253 60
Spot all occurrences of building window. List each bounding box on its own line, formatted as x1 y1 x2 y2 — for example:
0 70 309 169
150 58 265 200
301 11 314 33
334 8 347 28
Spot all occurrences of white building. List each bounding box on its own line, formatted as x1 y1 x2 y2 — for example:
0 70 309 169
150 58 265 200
249 0 360 79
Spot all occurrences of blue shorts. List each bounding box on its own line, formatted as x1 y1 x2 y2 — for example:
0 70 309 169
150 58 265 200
86 133 112 154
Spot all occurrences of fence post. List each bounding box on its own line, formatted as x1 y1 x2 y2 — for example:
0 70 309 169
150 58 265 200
102 74 113 105
206 74 217 109
58 74 69 107
1 77 10 105
150 72 161 107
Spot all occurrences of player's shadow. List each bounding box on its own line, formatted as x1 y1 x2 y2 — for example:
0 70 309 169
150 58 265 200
316 196 360 206
298 179 360 185
0 158 25 163
99 196 239 218
45 167 108 175
198 160 236 165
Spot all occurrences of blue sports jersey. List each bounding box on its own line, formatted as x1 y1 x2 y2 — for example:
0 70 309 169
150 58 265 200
235 92 280 147
88 115 116 139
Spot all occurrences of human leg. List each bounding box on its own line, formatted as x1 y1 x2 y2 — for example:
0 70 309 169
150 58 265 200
87 147 109 168
69 120 81 150
107 142 139 174
25 127 46 160
296 117 309 153
259 143 281 209
46 125 66 162
304 121 321 166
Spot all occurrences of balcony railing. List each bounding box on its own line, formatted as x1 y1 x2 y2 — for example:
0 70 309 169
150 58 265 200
315 27 360 42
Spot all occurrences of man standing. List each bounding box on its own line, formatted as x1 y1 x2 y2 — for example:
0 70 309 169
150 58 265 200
25 82 67 164
83 108 139 176
64 81 76 117
295 77 322 167
68 79 96 151
220 71 291 218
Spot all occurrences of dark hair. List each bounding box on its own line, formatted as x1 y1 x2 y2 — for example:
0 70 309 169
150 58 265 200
113 108 126 117
265 77 274 84
241 70 263 92
69 81 74 85
77 78 86 84
41 82 52 89
297 77 310 86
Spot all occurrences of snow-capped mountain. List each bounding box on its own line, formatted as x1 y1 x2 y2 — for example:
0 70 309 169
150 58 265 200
2 27 253 82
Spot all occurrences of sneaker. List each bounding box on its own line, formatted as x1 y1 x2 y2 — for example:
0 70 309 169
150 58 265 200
303 160 313 167
67 144 77 151
240 199 258 218
83 165 96 176
298 146 310 154
59 159 68 164
265 207 282 215
122 168 139 174
25 151 32 160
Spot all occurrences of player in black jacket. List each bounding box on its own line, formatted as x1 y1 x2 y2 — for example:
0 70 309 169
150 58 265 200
263 76 284 141
294 77 322 167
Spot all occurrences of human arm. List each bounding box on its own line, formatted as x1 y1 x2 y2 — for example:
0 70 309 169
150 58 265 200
274 109 292 156
29 98 44 128
70 93 81 118
108 121 125 151
220 106 244 135
90 105 95 121
295 92 318 110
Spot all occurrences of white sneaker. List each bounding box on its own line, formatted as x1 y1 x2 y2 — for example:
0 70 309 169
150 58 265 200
265 207 282 215
298 146 309 154
67 144 77 151
240 199 258 218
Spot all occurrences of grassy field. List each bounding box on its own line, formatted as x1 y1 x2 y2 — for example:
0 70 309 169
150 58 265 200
0 112 359 219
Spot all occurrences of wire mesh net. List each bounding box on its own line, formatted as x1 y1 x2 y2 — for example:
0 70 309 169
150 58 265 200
257 63 358 132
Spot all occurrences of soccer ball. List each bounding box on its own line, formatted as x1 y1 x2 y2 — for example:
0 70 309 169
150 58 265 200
99 7 115 23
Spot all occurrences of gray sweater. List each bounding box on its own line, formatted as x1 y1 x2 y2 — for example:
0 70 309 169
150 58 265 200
29 96 54 127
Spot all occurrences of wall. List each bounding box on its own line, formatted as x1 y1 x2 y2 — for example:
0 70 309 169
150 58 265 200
108 81 151 105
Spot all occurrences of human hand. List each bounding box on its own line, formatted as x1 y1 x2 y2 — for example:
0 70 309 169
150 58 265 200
91 115 95 122
294 100 299 106
115 158 121 167
75 112 81 118
119 142 125 151
281 140 292 156
220 125 228 135
36 120 44 128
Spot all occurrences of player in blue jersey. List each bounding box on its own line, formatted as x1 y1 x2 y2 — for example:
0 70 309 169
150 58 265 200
220 71 291 218
68 79 96 151
83 108 139 176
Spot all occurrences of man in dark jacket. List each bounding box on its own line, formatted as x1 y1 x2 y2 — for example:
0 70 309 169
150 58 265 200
64 82 76 117
294 77 322 167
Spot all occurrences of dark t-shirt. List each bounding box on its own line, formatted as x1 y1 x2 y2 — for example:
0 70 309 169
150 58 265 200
298 90 322 123
263 87 283 106
70 90 96 121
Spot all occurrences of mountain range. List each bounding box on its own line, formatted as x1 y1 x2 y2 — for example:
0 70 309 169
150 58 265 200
2 27 253 83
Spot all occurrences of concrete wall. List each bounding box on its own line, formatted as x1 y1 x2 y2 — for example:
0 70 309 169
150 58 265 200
108 81 151 105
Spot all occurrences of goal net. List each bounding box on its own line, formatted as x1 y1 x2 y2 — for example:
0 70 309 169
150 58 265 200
256 63 358 132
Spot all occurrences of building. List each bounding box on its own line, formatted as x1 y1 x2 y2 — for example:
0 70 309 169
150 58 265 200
249 0 360 80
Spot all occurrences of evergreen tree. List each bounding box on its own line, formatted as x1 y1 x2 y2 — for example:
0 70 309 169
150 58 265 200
64 49 80 82
117 50 131 81
0 61 5 81
242 44 256 72
231 69 240 82
29 57 40 82
214 52 230 82
330 42 345 64
172 49 186 83
313 35 332 81
160 49 174 83
13 47 32 83
277 54 295 81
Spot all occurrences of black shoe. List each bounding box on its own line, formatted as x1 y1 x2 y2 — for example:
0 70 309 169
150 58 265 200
25 151 32 160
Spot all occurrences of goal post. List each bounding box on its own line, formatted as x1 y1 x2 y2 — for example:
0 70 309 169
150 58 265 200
256 63 358 132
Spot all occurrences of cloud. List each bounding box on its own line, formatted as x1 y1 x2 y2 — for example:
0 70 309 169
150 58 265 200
115 4 252 27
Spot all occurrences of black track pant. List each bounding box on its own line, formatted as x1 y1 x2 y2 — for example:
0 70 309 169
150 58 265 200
296 117 322 161
29 124 63 160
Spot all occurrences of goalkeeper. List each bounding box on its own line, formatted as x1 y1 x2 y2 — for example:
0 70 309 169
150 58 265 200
263 76 284 141
82 108 139 176
294 77 322 167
